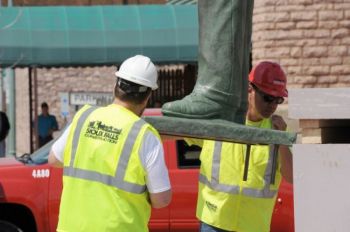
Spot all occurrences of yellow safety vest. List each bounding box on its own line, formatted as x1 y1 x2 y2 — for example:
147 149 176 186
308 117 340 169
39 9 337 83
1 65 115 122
57 104 159 232
195 118 282 232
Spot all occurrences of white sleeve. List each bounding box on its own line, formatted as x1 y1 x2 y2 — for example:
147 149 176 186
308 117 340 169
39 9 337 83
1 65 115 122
140 131 171 194
51 124 72 163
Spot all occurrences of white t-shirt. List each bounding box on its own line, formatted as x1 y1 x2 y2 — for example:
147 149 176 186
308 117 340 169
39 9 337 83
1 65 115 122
52 124 171 194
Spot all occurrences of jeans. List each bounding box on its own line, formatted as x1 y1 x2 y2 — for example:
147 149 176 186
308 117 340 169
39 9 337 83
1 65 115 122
200 222 235 232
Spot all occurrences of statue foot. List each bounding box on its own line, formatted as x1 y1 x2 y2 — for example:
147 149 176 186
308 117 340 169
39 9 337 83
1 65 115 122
162 93 237 122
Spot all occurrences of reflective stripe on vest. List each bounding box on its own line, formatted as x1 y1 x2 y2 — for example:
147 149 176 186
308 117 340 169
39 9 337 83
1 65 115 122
199 141 277 198
63 106 147 194
199 142 239 194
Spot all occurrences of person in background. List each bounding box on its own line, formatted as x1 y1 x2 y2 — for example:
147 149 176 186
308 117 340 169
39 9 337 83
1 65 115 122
38 102 58 147
0 111 10 157
190 61 293 232
48 55 172 232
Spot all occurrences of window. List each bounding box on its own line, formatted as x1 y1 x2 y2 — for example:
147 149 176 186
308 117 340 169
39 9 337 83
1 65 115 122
176 140 201 168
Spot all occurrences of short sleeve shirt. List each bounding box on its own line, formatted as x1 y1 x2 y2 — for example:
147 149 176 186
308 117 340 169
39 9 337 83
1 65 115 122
38 114 58 137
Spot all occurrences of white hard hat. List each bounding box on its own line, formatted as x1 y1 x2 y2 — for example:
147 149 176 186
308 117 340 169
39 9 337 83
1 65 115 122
115 55 158 90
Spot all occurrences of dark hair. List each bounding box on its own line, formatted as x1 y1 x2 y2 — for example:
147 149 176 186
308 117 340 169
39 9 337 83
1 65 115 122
41 102 48 108
114 78 152 105
0 111 10 142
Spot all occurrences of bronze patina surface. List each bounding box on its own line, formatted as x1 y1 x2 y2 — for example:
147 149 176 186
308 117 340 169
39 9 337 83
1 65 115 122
144 116 297 146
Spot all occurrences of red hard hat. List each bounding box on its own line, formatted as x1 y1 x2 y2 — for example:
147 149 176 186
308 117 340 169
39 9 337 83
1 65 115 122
249 61 288 97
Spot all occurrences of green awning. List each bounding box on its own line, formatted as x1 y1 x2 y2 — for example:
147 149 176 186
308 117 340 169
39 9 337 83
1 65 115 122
0 5 198 68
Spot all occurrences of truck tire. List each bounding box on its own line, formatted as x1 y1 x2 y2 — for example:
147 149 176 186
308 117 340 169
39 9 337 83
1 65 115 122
0 220 23 232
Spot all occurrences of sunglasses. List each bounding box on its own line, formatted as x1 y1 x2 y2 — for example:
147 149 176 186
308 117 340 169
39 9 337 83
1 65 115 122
251 84 284 104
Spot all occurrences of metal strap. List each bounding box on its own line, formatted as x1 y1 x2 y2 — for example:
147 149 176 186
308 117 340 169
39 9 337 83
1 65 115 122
270 144 280 185
243 144 251 181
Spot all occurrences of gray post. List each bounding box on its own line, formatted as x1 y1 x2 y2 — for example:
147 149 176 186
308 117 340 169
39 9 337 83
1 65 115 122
4 69 16 156
0 70 3 110
3 0 16 157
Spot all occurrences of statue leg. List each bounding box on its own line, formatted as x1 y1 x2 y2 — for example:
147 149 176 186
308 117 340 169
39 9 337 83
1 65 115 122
162 0 254 124
236 0 254 123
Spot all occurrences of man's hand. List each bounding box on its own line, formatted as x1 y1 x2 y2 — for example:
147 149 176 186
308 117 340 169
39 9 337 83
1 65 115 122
149 190 172 208
271 115 287 131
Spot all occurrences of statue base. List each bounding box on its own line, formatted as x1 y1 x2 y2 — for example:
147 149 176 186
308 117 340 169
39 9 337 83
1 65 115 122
143 116 297 145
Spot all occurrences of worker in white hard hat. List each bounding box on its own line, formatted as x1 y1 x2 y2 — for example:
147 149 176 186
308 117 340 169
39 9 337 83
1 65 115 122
48 55 172 232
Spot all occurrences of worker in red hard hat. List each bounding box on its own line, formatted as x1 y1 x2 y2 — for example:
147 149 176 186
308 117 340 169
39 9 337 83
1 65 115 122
188 61 293 232
248 61 288 120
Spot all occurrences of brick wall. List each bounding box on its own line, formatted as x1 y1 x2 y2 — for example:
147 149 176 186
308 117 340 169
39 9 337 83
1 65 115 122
253 0 350 89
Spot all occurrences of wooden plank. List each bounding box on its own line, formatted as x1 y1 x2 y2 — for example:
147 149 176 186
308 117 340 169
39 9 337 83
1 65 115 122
299 119 321 128
301 136 322 144
301 128 322 144
302 128 321 137
299 119 322 129
289 88 350 119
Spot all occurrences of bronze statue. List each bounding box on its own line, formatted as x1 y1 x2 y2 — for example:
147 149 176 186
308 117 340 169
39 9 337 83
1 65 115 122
162 0 253 124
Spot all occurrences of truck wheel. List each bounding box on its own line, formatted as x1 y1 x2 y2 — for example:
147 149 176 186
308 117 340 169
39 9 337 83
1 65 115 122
0 220 23 232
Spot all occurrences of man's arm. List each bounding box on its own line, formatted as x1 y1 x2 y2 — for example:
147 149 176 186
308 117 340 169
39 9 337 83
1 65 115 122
279 145 293 183
48 124 71 168
271 115 293 183
141 132 172 208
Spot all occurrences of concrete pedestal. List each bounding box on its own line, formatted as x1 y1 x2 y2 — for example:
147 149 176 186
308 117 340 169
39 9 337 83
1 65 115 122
290 88 350 232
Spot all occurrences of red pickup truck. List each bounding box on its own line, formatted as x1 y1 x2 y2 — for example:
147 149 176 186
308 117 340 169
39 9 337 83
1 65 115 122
0 109 294 232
